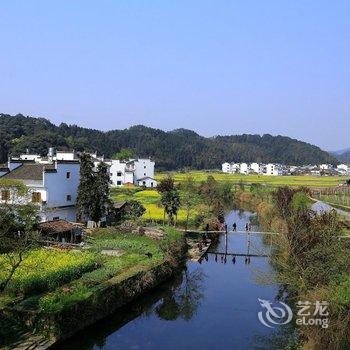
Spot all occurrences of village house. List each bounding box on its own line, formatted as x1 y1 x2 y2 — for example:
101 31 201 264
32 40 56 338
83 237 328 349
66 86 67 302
0 150 80 222
264 163 284 176
107 158 156 188
337 164 350 174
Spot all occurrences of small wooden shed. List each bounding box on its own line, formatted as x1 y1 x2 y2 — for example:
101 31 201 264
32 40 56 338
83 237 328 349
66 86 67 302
38 220 82 243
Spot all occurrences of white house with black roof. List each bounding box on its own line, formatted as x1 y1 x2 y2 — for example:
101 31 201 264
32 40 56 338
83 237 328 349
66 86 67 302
0 150 80 222
107 158 156 188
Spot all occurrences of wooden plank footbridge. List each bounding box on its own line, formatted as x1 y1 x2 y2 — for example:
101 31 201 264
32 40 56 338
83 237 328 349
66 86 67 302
182 228 276 260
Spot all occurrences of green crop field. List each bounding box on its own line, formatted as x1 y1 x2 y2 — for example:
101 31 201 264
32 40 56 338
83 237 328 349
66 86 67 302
0 249 97 297
156 171 348 188
0 228 182 314
110 188 197 222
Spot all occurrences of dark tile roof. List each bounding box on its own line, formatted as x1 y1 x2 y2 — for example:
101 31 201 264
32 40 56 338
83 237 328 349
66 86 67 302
113 201 127 209
56 160 80 164
1 163 54 181
137 176 156 181
38 220 78 234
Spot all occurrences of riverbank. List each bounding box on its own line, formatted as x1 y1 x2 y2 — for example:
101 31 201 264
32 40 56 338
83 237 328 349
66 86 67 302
235 188 350 349
0 227 187 349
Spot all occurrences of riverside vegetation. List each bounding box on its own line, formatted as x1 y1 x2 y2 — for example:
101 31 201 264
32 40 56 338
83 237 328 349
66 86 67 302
0 209 184 347
235 185 350 349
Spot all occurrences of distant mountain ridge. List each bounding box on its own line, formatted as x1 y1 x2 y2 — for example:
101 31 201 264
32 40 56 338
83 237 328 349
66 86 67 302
0 113 338 170
331 148 350 163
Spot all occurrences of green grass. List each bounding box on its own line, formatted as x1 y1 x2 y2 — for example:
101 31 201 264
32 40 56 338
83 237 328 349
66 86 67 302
156 171 348 188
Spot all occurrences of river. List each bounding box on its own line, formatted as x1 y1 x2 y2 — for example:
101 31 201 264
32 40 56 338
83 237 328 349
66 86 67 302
56 209 298 350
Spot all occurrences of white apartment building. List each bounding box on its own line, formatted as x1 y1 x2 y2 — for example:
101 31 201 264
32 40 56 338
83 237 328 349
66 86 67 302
264 163 284 176
222 162 264 175
221 162 287 176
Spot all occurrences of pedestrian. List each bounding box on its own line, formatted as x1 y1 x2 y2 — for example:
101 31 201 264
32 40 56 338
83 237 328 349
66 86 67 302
245 223 249 231
232 222 237 231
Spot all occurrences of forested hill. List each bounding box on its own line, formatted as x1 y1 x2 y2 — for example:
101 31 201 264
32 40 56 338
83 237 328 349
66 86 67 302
332 150 350 163
0 113 338 170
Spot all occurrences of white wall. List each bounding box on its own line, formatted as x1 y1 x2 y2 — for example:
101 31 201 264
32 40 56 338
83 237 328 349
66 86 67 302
55 151 76 161
250 163 260 173
0 170 8 177
240 163 248 174
44 162 80 207
138 178 157 188
8 161 22 172
109 160 127 186
40 207 77 222
133 159 155 183
20 154 41 161
222 162 231 173
109 158 155 186
337 164 349 171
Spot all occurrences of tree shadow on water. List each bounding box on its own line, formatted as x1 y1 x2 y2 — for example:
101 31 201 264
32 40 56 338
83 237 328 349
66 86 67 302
155 268 206 321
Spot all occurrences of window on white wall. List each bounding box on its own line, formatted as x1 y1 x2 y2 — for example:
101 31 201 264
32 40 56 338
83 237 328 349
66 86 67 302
1 190 10 201
32 192 41 203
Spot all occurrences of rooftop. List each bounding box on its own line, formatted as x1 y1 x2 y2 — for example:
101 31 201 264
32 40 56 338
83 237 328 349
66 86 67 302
38 220 78 234
1 163 55 181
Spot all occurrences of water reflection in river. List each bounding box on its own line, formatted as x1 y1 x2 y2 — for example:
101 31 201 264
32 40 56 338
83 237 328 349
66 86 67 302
56 210 299 350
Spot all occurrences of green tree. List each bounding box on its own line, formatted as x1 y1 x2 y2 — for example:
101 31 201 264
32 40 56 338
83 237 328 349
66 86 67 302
157 176 175 193
93 162 112 224
200 175 219 209
291 191 310 212
181 175 199 229
113 148 132 161
77 153 95 222
125 200 146 221
0 188 40 292
219 180 233 204
160 190 181 225
77 154 111 225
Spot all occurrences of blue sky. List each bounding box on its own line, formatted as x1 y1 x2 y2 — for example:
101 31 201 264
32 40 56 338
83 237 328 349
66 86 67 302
0 1 349 150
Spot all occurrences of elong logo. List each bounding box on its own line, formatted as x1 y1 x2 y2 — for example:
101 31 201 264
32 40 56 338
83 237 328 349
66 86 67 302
258 299 329 329
257 298 293 328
